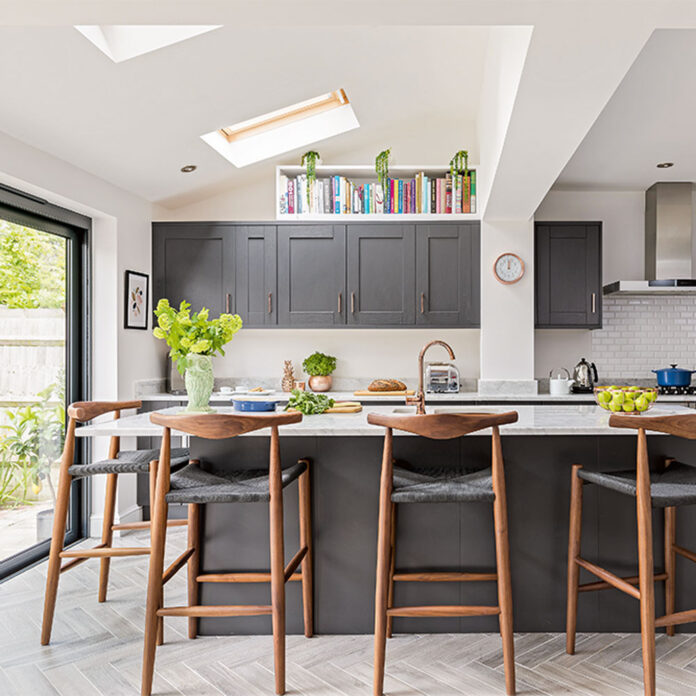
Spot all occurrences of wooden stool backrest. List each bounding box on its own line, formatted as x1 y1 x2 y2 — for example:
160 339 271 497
610 412 696 439
150 411 302 439
367 411 518 439
68 400 142 423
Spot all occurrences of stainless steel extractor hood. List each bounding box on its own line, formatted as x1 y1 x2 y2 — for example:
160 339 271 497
603 182 696 295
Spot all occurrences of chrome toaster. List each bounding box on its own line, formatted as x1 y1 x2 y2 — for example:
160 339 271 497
425 362 460 393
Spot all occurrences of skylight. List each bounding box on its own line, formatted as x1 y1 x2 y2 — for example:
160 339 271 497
201 89 360 167
74 25 222 63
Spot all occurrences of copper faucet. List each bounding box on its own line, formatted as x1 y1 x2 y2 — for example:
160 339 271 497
405 340 456 414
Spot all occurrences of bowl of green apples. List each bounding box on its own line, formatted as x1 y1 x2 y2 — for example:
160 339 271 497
594 386 658 414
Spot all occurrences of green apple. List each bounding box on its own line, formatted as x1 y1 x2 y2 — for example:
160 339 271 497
611 391 625 405
597 390 612 404
645 390 657 403
635 395 649 412
623 400 636 412
609 400 624 412
599 401 610 410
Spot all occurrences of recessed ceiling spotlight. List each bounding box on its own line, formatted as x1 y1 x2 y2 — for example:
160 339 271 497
180 165 197 173
656 162 674 168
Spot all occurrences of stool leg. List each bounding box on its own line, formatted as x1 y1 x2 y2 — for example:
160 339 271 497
187 503 201 640
41 419 75 645
386 502 396 639
141 458 169 696
269 427 286 695
374 429 394 696
492 426 515 696
156 497 168 648
664 506 676 637
298 461 314 638
636 429 656 696
566 464 584 654
98 473 118 603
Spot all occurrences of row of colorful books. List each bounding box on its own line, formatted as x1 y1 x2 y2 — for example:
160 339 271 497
278 171 477 215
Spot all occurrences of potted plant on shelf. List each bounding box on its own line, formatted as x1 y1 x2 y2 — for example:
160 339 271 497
153 299 242 412
301 150 321 205
375 148 391 195
449 149 469 179
302 351 337 392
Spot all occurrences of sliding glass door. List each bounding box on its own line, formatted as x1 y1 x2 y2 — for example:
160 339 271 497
0 199 87 580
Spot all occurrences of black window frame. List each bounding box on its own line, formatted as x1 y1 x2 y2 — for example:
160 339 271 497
0 184 91 581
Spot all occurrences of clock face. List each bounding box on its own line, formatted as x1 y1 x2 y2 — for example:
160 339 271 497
494 253 525 284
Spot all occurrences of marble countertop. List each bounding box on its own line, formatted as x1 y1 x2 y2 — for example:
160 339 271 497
136 390 696 404
74 403 695 438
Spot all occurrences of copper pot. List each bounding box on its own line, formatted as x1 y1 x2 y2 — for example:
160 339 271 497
308 375 332 392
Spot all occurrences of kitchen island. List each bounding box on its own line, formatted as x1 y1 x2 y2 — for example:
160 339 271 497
76 405 696 636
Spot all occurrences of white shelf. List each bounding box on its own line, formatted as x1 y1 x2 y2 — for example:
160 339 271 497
276 164 481 221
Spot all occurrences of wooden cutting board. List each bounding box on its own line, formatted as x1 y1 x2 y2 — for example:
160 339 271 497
353 390 415 396
287 402 363 414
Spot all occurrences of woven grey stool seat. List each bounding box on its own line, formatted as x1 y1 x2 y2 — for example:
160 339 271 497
166 460 307 504
392 463 495 504
578 461 696 508
68 447 190 477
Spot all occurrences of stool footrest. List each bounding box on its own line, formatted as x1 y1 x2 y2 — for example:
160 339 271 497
575 557 641 600
393 571 497 583
674 545 696 564
162 547 195 585
387 605 500 618
60 543 106 572
112 520 187 531
656 609 696 628
157 604 272 618
579 571 667 593
60 546 150 559
196 572 302 583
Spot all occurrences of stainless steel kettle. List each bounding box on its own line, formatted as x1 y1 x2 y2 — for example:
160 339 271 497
572 358 598 393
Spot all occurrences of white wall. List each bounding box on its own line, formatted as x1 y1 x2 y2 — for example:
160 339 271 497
533 188 645 378
0 130 160 531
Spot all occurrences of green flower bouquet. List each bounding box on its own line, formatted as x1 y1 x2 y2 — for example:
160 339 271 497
153 299 242 412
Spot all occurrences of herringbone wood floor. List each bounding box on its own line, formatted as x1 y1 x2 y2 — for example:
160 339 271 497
1 529 696 695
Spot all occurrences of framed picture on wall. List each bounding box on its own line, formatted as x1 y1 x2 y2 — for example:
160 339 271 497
124 270 149 330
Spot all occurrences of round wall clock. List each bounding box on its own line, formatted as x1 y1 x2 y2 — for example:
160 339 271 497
493 253 525 284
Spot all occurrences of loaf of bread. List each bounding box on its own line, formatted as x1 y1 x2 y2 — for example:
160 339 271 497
368 379 407 392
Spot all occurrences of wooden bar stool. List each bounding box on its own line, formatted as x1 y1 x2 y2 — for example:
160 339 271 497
142 411 313 696
566 412 696 696
368 410 519 696
41 400 190 645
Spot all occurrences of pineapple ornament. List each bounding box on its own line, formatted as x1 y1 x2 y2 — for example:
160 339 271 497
281 360 295 392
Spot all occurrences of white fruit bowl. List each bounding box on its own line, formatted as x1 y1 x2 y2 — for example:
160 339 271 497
594 386 659 414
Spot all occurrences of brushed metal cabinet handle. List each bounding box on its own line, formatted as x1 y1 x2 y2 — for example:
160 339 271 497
226 293 230 314
268 292 272 314
420 292 425 314
338 292 342 314
351 292 355 313
591 292 596 313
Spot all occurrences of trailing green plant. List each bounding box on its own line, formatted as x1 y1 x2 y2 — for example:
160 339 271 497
153 299 243 375
302 351 337 377
0 380 65 508
375 148 391 193
449 149 469 179
301 150 321 205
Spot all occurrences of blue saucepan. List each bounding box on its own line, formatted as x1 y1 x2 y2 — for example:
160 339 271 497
652 364 696 387
231 398 282 412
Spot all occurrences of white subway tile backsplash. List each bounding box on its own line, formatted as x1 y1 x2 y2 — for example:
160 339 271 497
592 296 696 379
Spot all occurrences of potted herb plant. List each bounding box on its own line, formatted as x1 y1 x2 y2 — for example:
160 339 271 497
302 351 337 392
153 299 242 412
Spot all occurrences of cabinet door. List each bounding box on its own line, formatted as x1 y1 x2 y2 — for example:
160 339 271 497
277 225 346 326
415 223 480 327
347 224 415 326
235 226 277 326
152 223 234 317
535 222 602 328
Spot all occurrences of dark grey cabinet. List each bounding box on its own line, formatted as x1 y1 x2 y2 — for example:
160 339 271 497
416 223 480 327
277 225 346 326
152 223 234 317
347 224 415 326
535 222 602 329
235 226 276 326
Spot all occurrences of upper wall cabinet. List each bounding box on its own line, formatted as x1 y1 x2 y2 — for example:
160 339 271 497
535 222 602 329
152 223 235 317
235 226 277 326
277 225 346 326
416 223 480 327
347 224 415 326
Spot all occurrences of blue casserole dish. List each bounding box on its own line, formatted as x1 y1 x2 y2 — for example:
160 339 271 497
231 398 280 412
652 364 696 387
